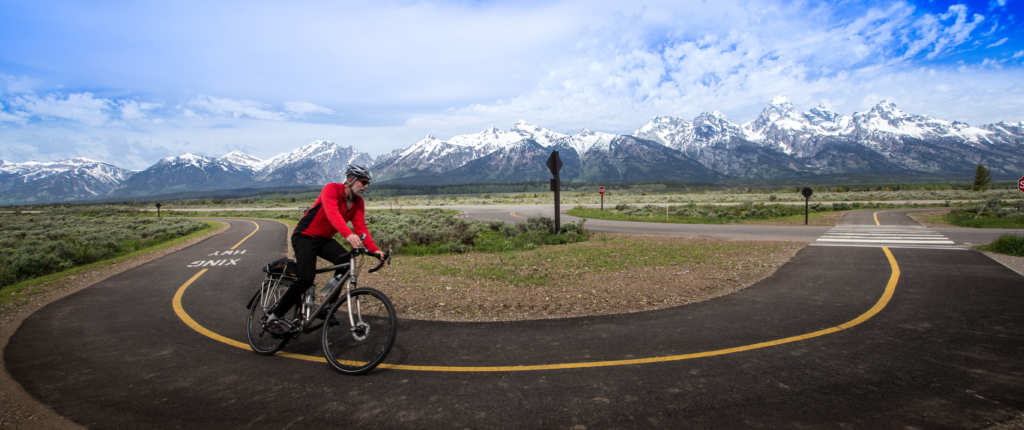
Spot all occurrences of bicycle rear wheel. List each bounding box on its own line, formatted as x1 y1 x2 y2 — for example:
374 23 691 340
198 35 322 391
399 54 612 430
321 287 397 375
246 287 291 355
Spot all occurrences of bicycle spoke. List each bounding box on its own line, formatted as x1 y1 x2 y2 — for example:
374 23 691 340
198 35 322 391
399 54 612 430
246 285 291 355
321 288 397 375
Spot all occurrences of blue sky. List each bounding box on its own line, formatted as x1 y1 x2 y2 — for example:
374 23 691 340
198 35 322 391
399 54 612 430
1 0 1021 170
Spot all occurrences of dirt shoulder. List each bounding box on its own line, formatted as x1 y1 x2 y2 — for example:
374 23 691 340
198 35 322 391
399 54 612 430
905 210 957 228
317 233 806 322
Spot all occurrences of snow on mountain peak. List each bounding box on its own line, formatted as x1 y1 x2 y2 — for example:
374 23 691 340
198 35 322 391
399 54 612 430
510 121 568 146
769 95 791 106
875 99 899 110
161 153 211 165
219 150 266 170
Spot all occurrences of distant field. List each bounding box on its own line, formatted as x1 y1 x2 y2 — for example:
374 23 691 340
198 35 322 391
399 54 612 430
148 208 590 255
0 208 208 289
943 201 1024 229
361 188 1024 207
569 201 903 225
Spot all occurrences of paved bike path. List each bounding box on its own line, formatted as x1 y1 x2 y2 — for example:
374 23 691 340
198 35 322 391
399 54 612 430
6 216 1024 428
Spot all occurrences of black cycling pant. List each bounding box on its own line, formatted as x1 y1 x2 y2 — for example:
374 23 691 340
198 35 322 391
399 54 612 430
269 234 349 318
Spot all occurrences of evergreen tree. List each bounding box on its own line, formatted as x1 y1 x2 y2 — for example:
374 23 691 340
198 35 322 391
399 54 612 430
972 163 992 191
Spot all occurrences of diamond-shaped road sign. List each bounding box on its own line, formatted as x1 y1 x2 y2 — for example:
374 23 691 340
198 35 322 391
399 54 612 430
546 151 563 176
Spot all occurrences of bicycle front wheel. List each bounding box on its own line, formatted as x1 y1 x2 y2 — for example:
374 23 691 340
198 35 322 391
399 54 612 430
321 287 397 375
246 287 291 355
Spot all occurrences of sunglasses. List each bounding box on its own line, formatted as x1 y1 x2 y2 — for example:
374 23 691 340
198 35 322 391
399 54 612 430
356 179 370 186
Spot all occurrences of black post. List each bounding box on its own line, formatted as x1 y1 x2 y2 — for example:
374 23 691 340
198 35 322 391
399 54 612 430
554 178 560 233
546 151 564 233
801 188 813 225
155 202 162 218
601 194 604 210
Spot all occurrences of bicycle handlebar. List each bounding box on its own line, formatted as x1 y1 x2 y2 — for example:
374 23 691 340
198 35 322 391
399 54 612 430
366 248 392 273
353 233 391 273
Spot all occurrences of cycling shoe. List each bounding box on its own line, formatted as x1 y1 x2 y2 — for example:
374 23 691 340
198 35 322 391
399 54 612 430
264 319 289 336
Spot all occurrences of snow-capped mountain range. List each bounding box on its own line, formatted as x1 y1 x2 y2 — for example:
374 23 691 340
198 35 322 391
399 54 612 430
0 158 135 204
2 96 1022 204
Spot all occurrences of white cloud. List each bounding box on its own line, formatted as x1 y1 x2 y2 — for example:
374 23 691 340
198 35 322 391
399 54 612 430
924 5 986 59
0 74 41 95
1014 50 1024 59
407 1 1021 136
982 21 999 37
186 95 287 121
989 0 1007 10
118 100 161 120
9 93 112 126
2 0 1021 166
284 101 334 116
0 102 28 123
987 37 1009 48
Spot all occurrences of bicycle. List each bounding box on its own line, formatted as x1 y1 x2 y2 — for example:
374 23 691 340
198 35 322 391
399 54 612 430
245 246 396 375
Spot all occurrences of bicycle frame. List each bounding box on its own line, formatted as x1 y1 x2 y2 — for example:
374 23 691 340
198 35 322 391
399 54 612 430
298 254 358 333
259 273 296 310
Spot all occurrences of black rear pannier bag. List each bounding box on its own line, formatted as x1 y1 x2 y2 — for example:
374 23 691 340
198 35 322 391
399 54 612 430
263 258 298 278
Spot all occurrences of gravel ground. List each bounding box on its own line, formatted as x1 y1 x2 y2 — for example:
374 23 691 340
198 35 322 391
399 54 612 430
906 210 957 228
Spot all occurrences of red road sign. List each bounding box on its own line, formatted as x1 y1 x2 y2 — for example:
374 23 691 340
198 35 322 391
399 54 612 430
1019 176 1024 193
599 186 605 195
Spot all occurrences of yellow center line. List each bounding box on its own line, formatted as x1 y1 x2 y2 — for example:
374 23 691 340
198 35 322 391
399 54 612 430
873 211 881 226
173 215 903 372
231 220 259 249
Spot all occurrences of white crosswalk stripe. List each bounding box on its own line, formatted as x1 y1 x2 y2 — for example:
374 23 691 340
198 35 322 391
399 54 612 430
811 225 963 249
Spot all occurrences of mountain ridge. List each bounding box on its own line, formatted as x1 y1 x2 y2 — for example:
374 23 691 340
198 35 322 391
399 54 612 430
3 97 1022 204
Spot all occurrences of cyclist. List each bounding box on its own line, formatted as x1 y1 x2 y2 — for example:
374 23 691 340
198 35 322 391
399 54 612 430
265 164 385 335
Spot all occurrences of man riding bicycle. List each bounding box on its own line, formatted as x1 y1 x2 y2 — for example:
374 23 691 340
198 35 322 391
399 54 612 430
265 164 385 335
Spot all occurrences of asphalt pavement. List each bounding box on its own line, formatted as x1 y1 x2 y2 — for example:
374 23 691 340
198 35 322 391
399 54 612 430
5 210 1024 429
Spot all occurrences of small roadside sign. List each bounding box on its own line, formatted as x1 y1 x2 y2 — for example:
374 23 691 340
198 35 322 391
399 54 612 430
546 151 563 176
1018 176 1024 193
598 186 605 195
801 188 812 225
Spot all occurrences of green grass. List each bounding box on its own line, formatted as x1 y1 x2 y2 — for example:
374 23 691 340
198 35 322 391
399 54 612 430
944 215 1024 229
0 210 208 289
157 208 589 256
943 202 1024 229
0 221 222 310
976 233 1024 257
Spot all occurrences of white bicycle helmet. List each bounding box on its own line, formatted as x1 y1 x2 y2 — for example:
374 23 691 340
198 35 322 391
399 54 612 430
345 164 372 181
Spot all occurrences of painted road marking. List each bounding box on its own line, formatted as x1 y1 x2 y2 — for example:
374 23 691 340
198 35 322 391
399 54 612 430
173 217 905 372
813 211 961 249
209 250 246 256
231 221 258 250
811 228 959 249
186 259 241 268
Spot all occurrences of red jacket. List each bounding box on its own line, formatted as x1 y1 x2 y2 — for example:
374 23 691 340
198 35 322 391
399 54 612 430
294 183 379 252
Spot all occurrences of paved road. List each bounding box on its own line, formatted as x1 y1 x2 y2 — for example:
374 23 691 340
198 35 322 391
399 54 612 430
461 205 1017 246
6 211 1024 428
